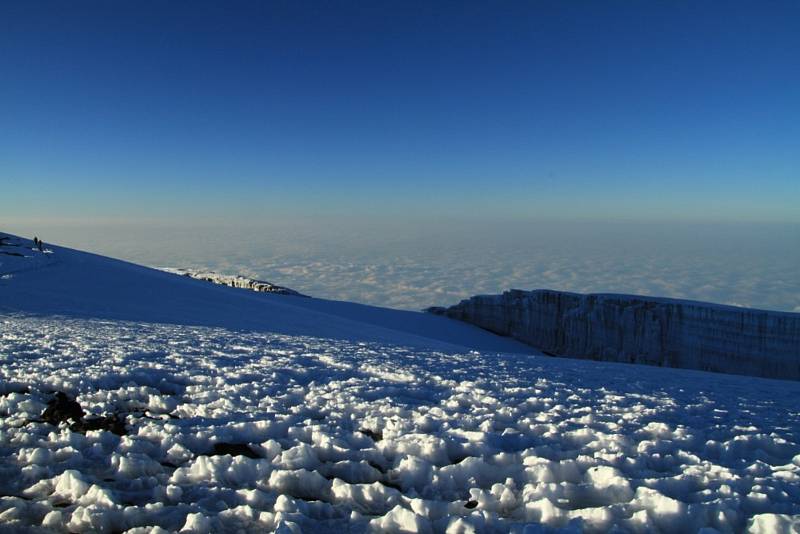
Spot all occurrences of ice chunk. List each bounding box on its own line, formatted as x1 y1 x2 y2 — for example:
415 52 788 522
181 512 213 533
369 504 433 533
747 513 800 533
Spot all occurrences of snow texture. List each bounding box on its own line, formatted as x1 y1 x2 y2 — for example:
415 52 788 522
429 289 800 381
1 316 799 533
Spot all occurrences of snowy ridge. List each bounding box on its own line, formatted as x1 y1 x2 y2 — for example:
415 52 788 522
160 268 308 297
428 289 800 380
0 232 530 354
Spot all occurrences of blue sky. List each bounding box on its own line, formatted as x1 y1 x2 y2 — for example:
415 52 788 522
1 0 798 223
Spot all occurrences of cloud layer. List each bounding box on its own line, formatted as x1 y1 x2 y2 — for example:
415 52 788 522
10 221 799 313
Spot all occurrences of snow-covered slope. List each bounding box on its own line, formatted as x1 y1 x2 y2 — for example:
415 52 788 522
429 289 800 380
1 315 799 533
0 233 529 354
160 268 308 297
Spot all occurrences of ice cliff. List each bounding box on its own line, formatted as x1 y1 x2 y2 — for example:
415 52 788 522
428 289 800 380
161 268 308 297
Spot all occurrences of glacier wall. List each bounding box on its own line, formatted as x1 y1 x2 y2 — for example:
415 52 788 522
428 290 800 380
161 268 308 297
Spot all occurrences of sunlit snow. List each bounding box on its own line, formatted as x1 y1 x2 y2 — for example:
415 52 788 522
1 316 799 533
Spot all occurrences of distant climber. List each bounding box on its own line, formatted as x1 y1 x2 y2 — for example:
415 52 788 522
36 237 43 252
33 236 39 248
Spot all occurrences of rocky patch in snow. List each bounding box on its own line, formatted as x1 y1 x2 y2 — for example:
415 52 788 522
161 268 308 297
38 392 128 437
428 289 800 381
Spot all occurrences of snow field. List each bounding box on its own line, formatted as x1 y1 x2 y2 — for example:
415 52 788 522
1 315 799 533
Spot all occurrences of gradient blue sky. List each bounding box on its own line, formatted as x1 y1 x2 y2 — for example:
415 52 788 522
1 0 799 223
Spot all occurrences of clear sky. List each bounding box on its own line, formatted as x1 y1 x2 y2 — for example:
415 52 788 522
2 0 798 225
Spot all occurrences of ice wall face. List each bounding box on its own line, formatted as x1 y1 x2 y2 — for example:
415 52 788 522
428 290 800 380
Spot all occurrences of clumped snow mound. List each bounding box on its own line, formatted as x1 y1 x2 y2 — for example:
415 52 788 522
1 315 799 533
160 268 308 297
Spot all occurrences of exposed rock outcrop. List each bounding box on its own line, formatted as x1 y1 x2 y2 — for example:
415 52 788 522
428 290 800 380
162 268 308 297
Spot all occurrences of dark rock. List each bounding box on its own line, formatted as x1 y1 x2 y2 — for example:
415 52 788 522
40 392 128 435
465 500 479 509
73 414 127 436
359 428 383 442
41 392 84 425
211 443 260 459
0 385 30 397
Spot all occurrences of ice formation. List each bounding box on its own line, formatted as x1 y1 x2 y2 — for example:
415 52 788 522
429 290 800 380
160 268 308 297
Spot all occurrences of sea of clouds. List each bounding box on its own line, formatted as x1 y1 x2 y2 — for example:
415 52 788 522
8 220 799 313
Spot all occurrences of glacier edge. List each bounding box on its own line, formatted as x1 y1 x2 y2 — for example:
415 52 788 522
428 289 800 380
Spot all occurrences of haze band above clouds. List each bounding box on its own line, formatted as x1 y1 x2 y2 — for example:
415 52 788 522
7 221 796 313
